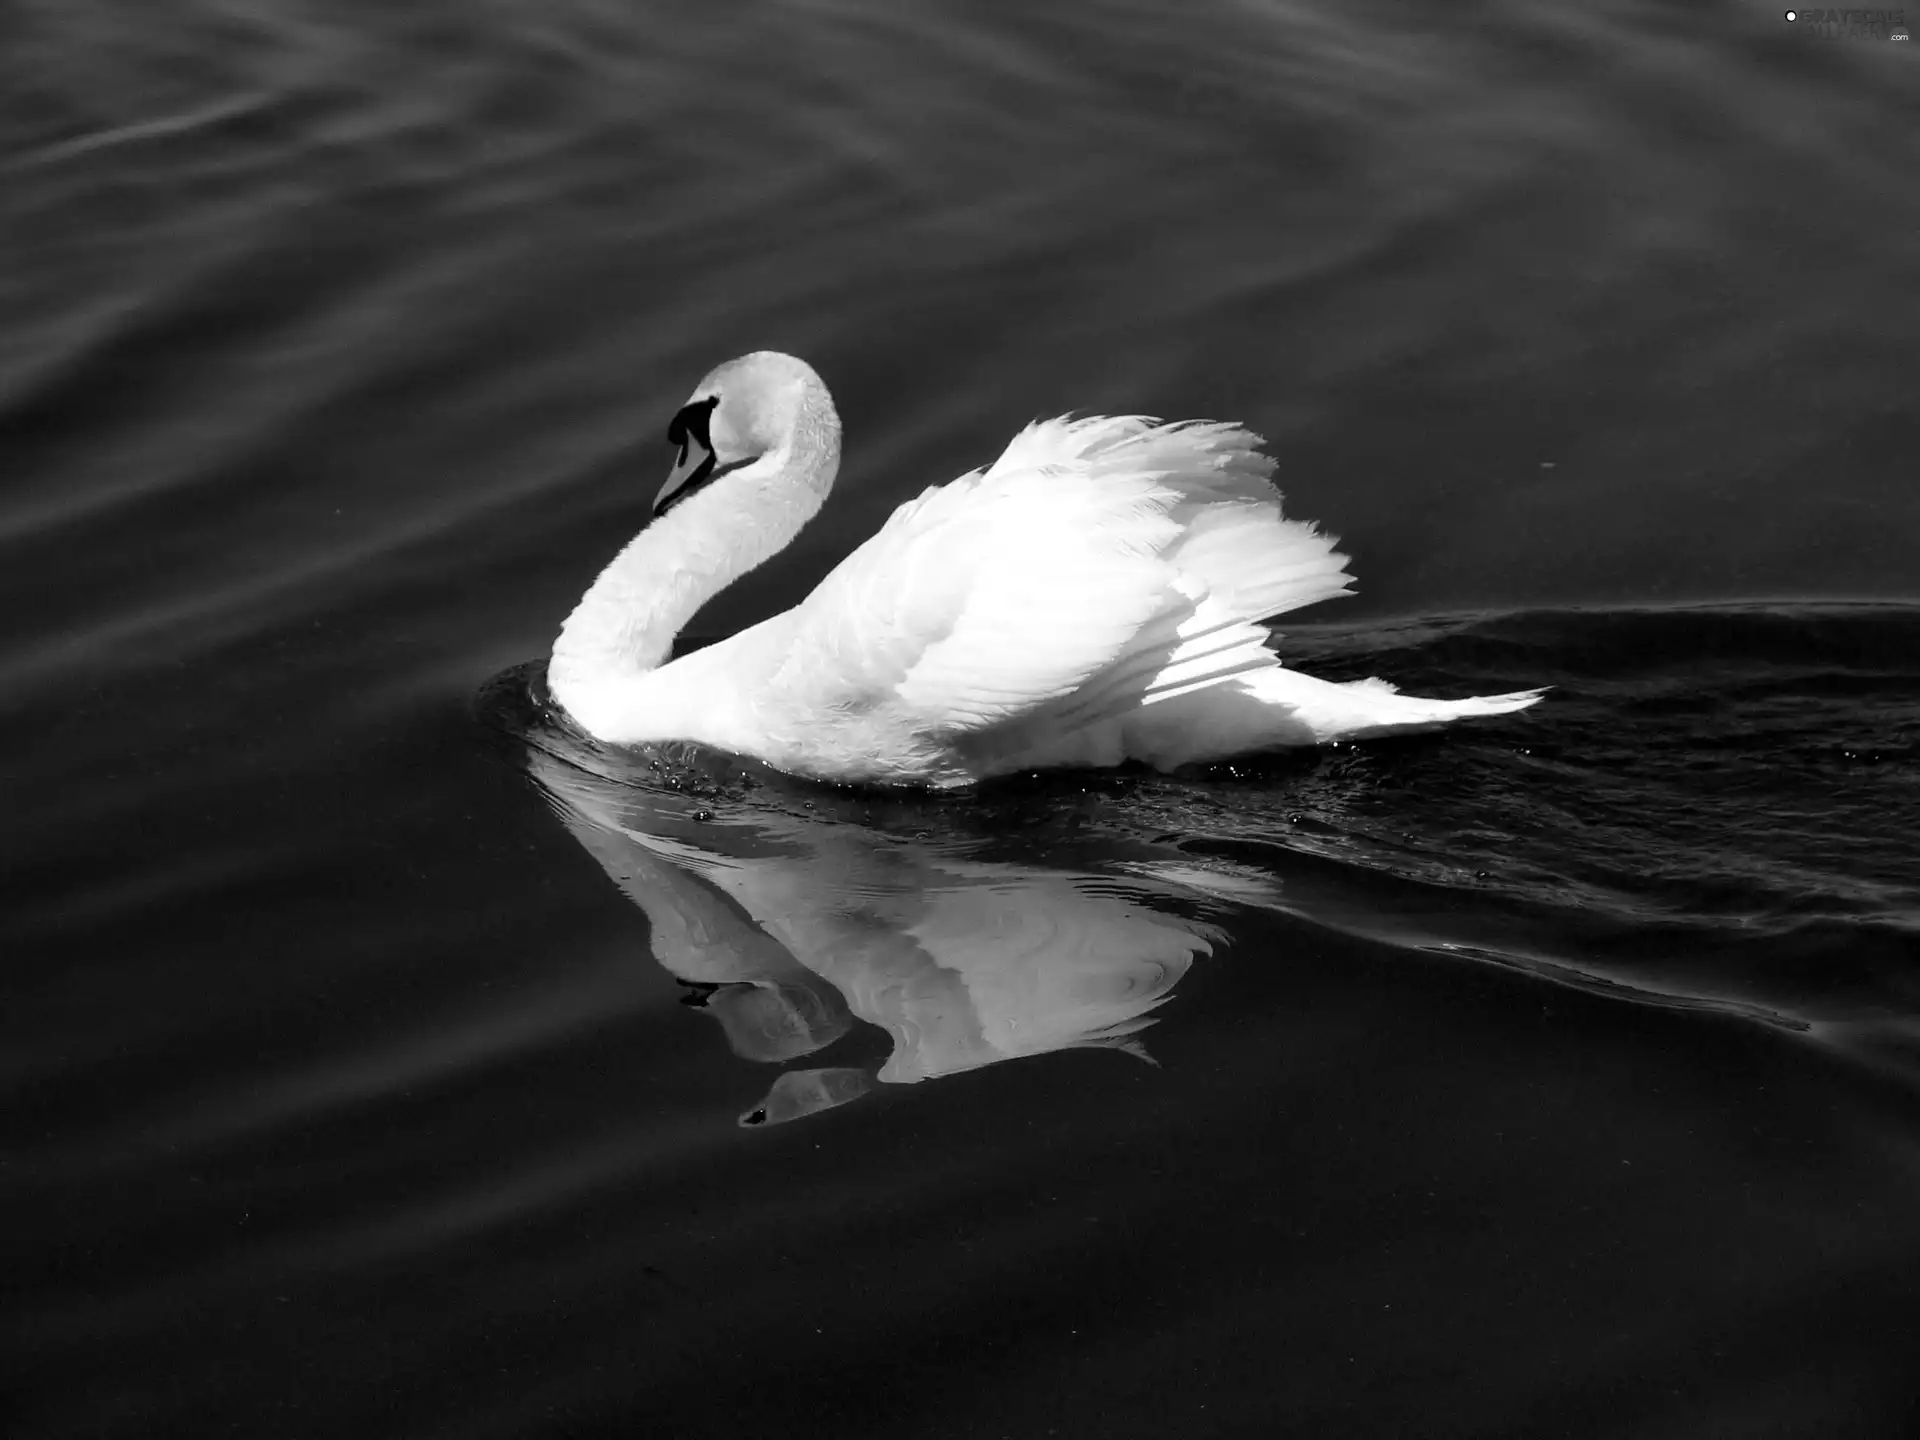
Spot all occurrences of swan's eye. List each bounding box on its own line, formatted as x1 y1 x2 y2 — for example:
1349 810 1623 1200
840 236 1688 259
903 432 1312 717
656 393 759 517
667 395 719 458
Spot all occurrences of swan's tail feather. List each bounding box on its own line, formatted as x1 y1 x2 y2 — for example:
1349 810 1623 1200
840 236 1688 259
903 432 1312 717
1381 684 1549 721
1115 669 1545 770
1246 671 1548 744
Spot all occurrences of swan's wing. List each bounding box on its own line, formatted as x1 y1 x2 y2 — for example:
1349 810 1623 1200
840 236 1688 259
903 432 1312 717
761 415 1353 767
780 422 1177 728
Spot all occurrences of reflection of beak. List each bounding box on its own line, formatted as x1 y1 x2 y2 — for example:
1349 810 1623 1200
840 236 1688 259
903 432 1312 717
739 1068 874 1127
654 441 714 517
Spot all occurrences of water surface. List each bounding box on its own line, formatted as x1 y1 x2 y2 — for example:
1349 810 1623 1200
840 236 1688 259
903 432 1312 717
5 2 1919 1436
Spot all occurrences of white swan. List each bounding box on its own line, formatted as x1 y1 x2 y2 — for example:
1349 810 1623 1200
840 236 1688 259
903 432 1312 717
549 352 1542 786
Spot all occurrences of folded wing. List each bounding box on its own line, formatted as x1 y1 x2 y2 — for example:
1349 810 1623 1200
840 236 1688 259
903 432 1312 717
760 415 1354 780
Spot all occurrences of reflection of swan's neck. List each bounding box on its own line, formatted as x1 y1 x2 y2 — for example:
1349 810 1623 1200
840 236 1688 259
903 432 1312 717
547 404 839 699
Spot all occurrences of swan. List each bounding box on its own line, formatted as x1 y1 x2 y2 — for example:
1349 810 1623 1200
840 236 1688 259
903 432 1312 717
548 352 1542 786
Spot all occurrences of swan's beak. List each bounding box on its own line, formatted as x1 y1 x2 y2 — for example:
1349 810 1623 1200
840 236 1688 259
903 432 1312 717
654 439 715 517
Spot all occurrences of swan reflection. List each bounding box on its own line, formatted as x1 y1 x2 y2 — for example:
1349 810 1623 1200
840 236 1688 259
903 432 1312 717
517 721 1236 1126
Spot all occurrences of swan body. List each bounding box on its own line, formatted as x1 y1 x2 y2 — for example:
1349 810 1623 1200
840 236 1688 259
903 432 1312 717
549 352 1542 786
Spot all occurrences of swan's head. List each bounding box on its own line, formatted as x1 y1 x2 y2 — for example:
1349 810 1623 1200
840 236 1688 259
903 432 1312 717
655 351 840 519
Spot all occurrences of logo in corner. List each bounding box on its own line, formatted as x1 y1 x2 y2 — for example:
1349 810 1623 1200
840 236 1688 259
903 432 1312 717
1787 7 1908 37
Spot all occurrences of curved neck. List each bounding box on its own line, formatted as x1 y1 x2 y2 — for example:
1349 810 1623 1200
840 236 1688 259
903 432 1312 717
547 392 839 706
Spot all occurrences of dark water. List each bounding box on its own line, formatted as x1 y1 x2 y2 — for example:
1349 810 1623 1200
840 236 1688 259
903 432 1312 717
6 2 1920 1436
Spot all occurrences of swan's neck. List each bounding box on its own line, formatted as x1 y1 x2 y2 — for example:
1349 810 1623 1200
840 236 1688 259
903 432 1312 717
547 404 838 710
